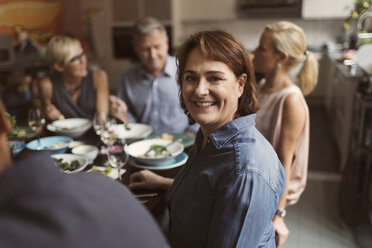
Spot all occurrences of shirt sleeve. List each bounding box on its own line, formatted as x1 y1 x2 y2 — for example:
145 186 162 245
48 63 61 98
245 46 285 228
117 75 136 123
206 172 277 248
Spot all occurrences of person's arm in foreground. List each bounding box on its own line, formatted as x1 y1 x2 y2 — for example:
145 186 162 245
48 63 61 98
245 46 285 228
207 172 278 247
38 78 63 120
93 69 109 115
274 93 306 247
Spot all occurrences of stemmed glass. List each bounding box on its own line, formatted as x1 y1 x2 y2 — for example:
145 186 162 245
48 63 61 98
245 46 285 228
93 112 116 153
99 115 117 148
107 138 128 181
27 108 46 149
93 112 106 136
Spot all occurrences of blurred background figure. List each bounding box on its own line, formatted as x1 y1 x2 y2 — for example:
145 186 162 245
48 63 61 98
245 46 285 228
13 26 39 55
39 35 109 120
0 99 169 248
253 20 319 247
110 17 198 134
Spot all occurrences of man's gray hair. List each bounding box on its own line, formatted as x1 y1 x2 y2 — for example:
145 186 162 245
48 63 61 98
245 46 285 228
133 17 167 40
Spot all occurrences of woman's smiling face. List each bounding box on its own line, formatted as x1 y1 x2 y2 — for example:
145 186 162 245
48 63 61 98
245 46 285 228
181 48 245 135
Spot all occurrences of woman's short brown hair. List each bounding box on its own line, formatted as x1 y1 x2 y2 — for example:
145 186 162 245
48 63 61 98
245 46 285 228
176 30 258 123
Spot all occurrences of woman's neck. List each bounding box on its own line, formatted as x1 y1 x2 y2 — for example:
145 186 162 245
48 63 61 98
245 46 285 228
61 73 83 95
262 70 292 93
61 73 82 87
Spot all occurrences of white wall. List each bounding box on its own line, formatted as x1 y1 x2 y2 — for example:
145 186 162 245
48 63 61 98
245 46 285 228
179 18 345 51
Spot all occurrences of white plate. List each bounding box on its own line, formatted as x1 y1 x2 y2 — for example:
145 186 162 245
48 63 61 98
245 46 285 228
110 123 153 140
47 118 92 138
128 152 188 170
51 154 89 173
88 166 126 180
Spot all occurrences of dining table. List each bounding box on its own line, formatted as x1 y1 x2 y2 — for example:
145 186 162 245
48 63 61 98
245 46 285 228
12 125 190 223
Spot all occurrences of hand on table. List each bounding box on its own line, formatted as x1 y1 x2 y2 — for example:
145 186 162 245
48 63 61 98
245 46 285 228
129 170 173 190
109 95 129 124
273 215 289 248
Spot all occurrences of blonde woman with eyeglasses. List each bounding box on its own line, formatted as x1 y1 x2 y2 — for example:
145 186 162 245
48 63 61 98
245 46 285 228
39 35 109 120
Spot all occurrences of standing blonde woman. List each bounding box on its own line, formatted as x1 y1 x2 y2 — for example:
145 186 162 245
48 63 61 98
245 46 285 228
39 35 109 120
253 21 318 247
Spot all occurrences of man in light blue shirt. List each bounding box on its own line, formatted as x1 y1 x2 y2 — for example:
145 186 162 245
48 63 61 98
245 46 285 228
110 17 198 134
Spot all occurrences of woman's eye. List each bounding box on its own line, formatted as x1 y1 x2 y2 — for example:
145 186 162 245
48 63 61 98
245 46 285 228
209 76 222 83
184 75 197 82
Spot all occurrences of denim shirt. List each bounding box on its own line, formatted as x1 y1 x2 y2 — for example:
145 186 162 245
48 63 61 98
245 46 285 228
167 114 286 248
117 55 198 134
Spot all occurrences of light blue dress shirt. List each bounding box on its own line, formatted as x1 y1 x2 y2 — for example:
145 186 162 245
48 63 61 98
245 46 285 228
117 55 198 134
167 114 286 248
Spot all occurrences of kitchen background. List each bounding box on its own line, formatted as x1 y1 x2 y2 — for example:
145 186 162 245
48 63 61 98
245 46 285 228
1 0 372 247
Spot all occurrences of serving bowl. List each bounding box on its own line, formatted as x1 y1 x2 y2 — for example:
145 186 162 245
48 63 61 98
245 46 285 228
8 140 25 157
110 123 153 143
125 138 184 166
47 118 92 138
26 136 73 154
51 154 89 173
72 145 98 163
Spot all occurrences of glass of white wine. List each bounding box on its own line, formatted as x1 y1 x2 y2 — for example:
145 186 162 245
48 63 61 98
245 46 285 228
107 138 128 181
28 108 46 149
93 112 105 136
100 116 117 147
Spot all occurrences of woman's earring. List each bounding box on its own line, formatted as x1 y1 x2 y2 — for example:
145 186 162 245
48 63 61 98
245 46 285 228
277 62 282 69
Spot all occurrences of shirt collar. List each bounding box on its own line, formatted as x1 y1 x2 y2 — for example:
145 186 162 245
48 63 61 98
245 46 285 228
206 114 257 149
140 55 173 79
163 55 174 77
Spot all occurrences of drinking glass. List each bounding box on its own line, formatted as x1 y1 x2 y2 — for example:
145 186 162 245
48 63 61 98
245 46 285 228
93 112 106 136
28 108 45 149
107 138 128 181
99 116 117 147
93 112 116 154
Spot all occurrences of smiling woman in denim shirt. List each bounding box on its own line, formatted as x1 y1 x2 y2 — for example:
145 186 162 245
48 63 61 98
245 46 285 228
129 30 286 247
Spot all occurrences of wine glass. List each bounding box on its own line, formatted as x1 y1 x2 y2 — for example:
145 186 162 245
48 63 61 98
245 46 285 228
28 108 46 149
100 116 117 147
107 138 128 181
93 112 106 136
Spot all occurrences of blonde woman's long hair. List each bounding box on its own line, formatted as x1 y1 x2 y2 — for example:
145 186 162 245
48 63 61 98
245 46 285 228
266 21 319 96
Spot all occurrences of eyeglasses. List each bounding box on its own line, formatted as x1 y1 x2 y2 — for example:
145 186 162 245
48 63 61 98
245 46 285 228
68 50 86 64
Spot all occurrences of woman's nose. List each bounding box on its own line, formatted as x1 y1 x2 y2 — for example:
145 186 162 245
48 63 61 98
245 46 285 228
194 79 209 96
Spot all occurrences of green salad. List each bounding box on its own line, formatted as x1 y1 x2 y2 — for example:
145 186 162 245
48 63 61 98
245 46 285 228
143 144 169 158
54 158 81 172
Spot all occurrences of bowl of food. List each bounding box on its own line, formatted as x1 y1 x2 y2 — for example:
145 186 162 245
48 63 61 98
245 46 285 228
110 123 153 143
8 140 25 157
51 154 89 173
72 145 99 163
26 136 73 154
47 118 92 138
125 138 184 166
